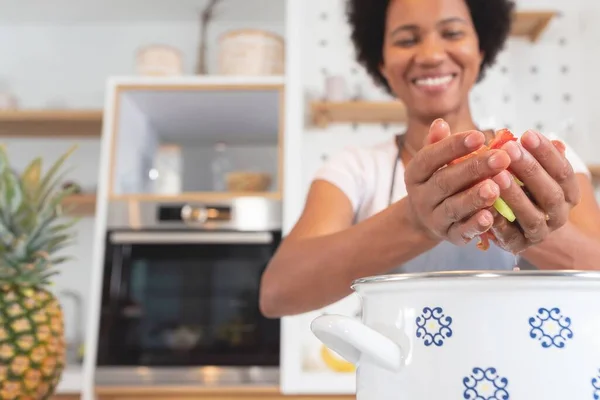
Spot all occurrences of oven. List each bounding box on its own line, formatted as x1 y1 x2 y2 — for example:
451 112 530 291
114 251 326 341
95 198 281 386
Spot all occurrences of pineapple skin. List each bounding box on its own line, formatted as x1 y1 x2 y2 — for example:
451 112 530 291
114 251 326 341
0 284 66 400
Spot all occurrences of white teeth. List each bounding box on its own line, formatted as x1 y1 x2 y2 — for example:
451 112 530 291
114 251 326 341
415 75 453 87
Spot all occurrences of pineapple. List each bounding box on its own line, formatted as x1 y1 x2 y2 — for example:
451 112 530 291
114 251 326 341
0 145 79 400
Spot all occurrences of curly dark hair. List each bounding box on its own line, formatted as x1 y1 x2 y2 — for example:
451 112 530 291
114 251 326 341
346 0 515 95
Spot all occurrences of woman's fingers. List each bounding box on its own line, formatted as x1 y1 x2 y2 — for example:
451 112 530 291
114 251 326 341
447 209 495 245
407 126 578 250
500 139 569 229
551 139 566 156
492 171 550 244
406 127 486 184
424 118 452 146
520 130 580 206
425 149 510 207
431 178 500 236
489 210 528 253
483 134 577 252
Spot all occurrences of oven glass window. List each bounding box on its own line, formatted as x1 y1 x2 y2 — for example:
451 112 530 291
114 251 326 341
98 231 280 367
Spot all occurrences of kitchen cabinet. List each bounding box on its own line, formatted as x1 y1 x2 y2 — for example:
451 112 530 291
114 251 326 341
96 386 352 400
104 76 285 203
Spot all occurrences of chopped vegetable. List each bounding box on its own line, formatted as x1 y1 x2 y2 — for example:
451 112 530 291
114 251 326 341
488 128 518 150
493 197 516 222
448 128 519 251
476 231 495 251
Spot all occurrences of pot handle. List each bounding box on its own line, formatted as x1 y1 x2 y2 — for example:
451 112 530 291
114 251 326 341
310 314 404 372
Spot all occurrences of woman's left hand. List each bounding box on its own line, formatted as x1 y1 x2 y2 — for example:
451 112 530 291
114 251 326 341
489 130 581 253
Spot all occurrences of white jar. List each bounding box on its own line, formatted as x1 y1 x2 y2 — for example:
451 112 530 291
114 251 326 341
152 145 182 195
136 45 183 76
217 29 285 76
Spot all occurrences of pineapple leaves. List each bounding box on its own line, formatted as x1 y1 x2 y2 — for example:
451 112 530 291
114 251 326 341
26 216 58 253
3 168 23 215
0 144 8 175
0 217 16 247
0 145 78 286
21 157 42 199
35 145 77 204
37 165 76 211
46 234 74 253
50 256 73 266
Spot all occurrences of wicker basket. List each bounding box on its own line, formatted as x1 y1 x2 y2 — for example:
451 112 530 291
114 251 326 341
136 45 183 76
217 29 285 76
226 171 272 192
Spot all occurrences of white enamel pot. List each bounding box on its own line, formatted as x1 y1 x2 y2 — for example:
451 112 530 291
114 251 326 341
310 270 600 399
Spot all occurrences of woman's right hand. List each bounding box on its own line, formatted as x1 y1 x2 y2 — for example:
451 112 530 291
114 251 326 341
404 119 511 245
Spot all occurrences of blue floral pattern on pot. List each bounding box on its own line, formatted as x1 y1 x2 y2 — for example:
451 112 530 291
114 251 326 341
528 307 573 348
592 369 600 399
463 367 509 399
415 306 452 347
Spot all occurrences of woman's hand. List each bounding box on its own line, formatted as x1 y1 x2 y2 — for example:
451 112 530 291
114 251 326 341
404 119 511 245
489 130 581 253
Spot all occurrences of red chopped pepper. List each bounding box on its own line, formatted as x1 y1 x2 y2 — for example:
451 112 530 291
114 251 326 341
489 128 518 149
449 129 517 166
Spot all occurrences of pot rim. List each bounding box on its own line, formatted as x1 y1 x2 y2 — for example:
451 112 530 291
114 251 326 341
351 269 600 288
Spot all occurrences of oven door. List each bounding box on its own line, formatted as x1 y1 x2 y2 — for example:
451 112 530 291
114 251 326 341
97 229 281 370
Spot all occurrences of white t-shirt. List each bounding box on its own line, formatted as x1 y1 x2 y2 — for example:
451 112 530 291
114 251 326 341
313 133 590 273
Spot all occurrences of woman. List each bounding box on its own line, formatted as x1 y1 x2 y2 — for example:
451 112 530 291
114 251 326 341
259 0 600 318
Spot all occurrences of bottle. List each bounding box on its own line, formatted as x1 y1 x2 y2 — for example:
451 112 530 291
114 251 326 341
153 145 182 194
211 141 232 191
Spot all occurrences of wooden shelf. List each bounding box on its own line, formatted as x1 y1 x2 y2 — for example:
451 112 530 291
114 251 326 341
311 101 406 128
0 109 103 138
511 11 558 42
62 193 96 216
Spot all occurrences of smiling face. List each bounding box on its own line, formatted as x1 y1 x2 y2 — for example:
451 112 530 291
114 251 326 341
380 0 484 119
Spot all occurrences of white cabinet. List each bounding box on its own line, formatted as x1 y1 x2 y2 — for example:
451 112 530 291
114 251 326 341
104 76 285 201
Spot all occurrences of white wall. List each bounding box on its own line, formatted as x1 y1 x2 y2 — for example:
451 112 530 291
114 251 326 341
0 21 284 109
299 0 599 199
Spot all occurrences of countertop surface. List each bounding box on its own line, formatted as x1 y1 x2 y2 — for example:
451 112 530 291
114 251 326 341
55 366 281 393
56 365 83 393
95 385 355 400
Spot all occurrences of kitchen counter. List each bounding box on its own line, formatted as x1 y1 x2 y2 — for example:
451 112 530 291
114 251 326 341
52 371 356 400
95 386 353 399
56 365 83 394
93 367 353 399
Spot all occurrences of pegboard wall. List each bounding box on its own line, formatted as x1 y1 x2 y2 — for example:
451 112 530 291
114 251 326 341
298 0 599 194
